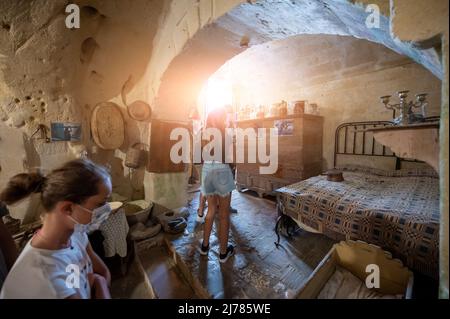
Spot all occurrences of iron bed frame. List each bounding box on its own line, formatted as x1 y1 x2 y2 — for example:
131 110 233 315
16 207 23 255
274 116 440 247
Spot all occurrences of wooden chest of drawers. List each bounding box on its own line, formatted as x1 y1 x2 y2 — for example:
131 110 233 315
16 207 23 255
235 114 323 197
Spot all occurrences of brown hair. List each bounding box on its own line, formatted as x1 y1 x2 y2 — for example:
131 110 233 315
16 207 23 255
205 107 227 132
204 107 232 164
0 159 110 211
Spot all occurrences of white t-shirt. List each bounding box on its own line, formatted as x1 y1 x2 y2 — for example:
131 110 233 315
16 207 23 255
0 231 93 299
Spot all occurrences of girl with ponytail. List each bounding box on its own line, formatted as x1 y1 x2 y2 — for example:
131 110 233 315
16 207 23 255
0 159 112 299
197 107 236 263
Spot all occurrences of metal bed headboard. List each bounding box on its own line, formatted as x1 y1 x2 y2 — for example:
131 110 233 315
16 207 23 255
333 117 440 169
334 121 397 168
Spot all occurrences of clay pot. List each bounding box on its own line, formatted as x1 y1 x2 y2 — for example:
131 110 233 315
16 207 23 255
278 101 288 117
256 106 265 119
270 104 279 117
294 101 306 114
309 103 319 115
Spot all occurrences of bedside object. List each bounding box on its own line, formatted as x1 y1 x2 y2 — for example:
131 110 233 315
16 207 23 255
323 169 344 182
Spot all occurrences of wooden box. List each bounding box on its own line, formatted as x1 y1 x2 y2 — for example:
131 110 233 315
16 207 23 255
297 240 414 299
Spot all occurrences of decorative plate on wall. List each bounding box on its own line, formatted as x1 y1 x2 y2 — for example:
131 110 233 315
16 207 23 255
127 100 152 122
91 102 125 150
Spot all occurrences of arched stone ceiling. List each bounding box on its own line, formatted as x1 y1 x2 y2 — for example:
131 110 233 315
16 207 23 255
216 0 442 78
155 0 442 119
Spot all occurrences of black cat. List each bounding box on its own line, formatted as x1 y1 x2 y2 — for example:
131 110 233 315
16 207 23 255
274 202 299 247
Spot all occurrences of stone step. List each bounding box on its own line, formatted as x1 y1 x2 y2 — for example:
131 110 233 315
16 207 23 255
137 240 198 299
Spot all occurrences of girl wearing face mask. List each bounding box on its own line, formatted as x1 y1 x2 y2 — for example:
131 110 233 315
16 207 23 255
0 159 112 299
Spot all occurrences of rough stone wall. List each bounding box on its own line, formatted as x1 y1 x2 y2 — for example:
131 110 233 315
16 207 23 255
212 35 441 170
1 0 86 220
0 0 245 218
0 0 168 219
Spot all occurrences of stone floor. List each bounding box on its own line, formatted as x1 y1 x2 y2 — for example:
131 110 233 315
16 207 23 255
110 249 155 299
166 188 336 299
111 186 438 299
138 244 198 299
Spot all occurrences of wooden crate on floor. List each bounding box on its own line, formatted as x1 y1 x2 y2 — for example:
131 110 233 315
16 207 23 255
297 240 414 299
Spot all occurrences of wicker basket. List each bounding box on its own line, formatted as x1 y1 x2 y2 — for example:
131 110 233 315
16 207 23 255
123 200 153 226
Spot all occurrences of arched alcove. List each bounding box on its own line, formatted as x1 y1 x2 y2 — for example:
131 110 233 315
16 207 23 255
155 0 442 121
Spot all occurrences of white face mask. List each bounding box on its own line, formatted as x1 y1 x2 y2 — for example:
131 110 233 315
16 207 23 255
70 203 112 233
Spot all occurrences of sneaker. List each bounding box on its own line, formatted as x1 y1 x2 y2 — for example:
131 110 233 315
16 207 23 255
197 242 209 256
157 209 189 224
219 245 235 263
163 217 187 234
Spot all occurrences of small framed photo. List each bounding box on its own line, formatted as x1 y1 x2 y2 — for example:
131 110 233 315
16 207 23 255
274 119 294 136
50 122 82 142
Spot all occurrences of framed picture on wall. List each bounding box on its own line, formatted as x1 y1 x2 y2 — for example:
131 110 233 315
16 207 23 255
50 122 82 142
274 119 294 136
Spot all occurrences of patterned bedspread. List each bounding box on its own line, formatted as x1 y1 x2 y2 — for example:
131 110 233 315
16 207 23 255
276 167 440 278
